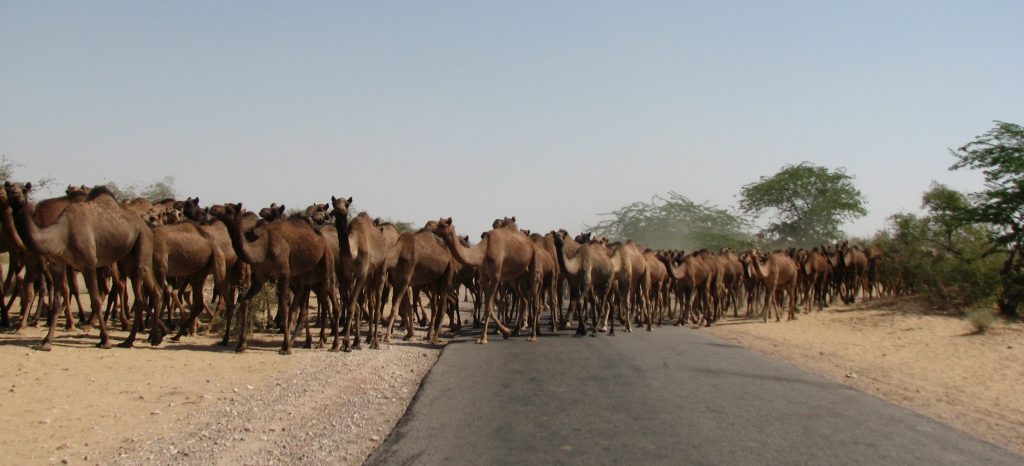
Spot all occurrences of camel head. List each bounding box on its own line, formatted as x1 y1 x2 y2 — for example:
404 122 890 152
65 184 89 196
551 230 565 248
305 203 331 225
574 232 592 244
4 182 31 209
458 235 470 247
492 216 517 230
182 197 207 223
258 203 285 222
432 217 455 239
162 208 183 225
330 196 353 220
211 202 244 224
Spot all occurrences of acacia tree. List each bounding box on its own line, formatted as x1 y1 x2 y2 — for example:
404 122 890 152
739 162 867 246
0 155 54 192
950 121 1024 317
104 176 177 202
587 192 752 251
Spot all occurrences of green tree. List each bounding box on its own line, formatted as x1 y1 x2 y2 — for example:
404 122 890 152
873 184 1004 310
950 121 1024 317
739 162 867 246
587 192 753 251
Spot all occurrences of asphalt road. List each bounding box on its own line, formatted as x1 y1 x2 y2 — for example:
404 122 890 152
367 321 1021 465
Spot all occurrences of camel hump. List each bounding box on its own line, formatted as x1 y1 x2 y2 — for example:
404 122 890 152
86 185 117 201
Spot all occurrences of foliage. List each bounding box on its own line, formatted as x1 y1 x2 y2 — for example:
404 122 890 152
949 121 1024 317
739 162 867 246
0 154 55 192
587 192 753 251
104 176 177 202
871 185 1004 310
967 309 996 334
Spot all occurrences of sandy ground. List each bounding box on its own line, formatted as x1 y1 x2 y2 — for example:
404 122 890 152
706 297 1024 455
0 324 439 466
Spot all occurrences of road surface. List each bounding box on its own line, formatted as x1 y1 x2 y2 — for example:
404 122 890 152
368 322 1020 465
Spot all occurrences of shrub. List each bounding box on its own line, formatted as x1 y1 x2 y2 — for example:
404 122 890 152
967 309 996 334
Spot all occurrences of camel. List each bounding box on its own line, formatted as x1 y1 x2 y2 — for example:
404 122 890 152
656 251 712 326
524 232 559 339
605 241 651 333
433 218 537 343
643 249 669 325
148 221 230 345
864 244 884 298
383 224 457 345
258 203 286 223
796 248 831 312
835 241 869 303
717 249 744 317
742 250 799 322
0 184 91 331
331 196 391 351
213 203 338 354
552 231 613 337
6 184 162 350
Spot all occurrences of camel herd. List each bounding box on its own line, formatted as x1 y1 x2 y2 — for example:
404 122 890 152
0 183 887 353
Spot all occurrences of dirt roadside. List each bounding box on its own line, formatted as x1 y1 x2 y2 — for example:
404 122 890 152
0 327 439 466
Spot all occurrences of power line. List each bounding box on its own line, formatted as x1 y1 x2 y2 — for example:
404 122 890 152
0 136 137 181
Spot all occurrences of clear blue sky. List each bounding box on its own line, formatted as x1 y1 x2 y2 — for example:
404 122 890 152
2 1 1022 238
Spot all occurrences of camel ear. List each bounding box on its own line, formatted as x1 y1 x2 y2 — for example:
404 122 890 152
346 197 353 206
511 216 516 223
3 181 9 188
331 195 338 204
24 182 32 192
278 204 285 213
233 202 243 211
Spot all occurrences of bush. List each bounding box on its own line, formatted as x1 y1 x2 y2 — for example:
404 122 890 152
967 309 996 334
207 281 276 335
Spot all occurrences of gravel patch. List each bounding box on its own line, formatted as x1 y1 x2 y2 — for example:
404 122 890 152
109 342 439 466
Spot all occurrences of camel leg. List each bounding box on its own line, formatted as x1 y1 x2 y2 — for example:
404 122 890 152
78 269 111 349
172 275 208 342
277 276 292 355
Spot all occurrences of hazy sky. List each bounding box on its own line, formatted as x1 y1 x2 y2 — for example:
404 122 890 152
2 1 1022 238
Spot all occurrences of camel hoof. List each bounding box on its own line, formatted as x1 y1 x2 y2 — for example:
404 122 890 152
33 343 52 352
116 340 134 349
96 341 112 349
170 334 183 342
370 343 380 350
303 341 313 349
278 348 291 355
235 343 248 353
402 334 414 341
589 332 597 337
475 337 488 344
217 340 230 347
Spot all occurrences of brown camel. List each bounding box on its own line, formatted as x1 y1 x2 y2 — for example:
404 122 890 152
6 184 162 350
383 224 457 345
331 196 391 351
643 249 669 325
552 231 613 337
796 248 831 312
656 251 712 326
605 241 651 334
433 218 537 343
213 203 338 354
743 250 799 322
149 221 230 345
